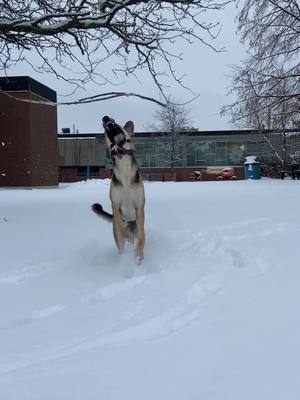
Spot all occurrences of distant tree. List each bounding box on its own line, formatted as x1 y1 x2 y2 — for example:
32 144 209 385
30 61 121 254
149 99 192 169
235 0 300 115
222 65 298 166
222 0 300 166
0 0 229 94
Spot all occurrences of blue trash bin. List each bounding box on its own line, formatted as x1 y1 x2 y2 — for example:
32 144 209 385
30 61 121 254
244 156 261 179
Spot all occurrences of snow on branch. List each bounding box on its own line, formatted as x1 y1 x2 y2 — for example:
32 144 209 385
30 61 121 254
0 0 231 92
0 89 168 107
222 0 300 129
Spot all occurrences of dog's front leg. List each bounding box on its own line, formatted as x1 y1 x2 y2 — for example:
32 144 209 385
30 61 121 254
112 204 131 253
135 207 145 263
112 219 125 254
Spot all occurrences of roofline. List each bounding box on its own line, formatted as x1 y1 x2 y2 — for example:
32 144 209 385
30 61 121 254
58 128 300 139
0 75 57 102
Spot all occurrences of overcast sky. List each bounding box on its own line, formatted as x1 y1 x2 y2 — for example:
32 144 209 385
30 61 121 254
7 2 246 134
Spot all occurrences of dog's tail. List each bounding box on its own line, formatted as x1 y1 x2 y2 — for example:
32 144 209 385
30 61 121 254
91 203 113 223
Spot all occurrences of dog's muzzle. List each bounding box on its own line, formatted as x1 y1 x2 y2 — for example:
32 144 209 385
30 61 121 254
102 116 133 160
103 116 124 144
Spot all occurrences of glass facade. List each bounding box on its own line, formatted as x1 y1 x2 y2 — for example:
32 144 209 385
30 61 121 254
135 141 182 167
132 136 262 168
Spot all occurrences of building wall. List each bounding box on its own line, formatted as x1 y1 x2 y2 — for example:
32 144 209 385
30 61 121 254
0 91 58 187
57 130 300 182
140 166 245 181
59 165 245 183
0 92 32 186
58 137 106 167
29 92 58 186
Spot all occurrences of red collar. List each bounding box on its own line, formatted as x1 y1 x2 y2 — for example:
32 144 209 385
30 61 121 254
116 148 134 159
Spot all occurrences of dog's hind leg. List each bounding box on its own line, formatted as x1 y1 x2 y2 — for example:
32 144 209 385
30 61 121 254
135 207 145 263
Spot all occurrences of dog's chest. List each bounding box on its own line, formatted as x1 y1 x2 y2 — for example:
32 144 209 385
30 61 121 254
110 156 144 221
112 185 142 221
113 184 138 203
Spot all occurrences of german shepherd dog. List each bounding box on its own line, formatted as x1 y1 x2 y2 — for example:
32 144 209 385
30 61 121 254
91 116 145 264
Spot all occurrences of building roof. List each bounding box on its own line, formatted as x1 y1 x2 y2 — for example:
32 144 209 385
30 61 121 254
0 76 57 102
58 128 300 139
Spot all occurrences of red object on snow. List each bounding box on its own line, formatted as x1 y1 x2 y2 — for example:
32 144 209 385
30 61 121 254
217 167 238 181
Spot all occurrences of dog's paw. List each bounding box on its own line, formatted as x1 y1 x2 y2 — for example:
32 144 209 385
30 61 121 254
136 256 144 266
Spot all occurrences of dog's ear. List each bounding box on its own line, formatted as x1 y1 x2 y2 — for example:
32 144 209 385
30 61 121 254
124 121 134 136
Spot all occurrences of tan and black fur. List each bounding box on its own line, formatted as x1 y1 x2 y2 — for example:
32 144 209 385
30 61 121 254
92 119 145 263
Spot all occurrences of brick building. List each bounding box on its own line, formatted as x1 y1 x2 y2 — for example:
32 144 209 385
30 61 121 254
0 76 58 187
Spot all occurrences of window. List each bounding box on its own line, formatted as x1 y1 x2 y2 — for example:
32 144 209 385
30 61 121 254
247 142 258 154
144 143 154 152
134 144 144 156
227 143 244 165
195 148 205 162
206 154 216 166
186 143 196 166
216 147 226 163
77 166 87 176
90 166 100 177
136 156 144 167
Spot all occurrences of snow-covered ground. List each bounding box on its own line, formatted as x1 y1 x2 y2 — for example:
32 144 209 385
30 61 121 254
1 179 300 399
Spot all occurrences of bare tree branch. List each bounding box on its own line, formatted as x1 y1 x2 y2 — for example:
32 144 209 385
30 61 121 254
0 0 231 92
222 0 300 139
0 89 168 107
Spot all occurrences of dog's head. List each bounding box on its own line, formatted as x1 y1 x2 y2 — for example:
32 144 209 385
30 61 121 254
103 116 134 153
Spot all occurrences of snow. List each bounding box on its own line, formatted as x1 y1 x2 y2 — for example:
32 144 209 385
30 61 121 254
0 179 300 399
244 155 258 164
